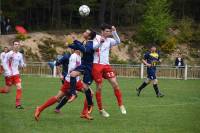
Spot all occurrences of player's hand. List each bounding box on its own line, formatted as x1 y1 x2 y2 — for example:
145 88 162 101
146 63 151 67
100 37 105 43
111 26 116 32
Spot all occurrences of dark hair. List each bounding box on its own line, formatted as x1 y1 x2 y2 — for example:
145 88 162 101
88 29 96 40
13 40 20 45
101 23 112 31
4 47 8 49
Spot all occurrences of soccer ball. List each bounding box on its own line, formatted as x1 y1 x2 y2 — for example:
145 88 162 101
79 5 90 16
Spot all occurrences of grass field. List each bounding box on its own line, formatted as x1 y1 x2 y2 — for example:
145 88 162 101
0 76 200 133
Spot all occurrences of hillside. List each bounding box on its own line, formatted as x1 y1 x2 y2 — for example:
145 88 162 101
0 31 199 65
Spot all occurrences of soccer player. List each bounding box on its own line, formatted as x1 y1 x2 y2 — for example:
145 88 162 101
0 40 26 109
34 44 93 121
136 46 164 97
92 24 126 117
55 29 103 115
54 53 71 113
0 47 9 74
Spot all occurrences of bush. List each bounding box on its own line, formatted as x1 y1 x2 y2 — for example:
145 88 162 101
191 24 200 45
176 18 193 43
15 34 30 41
137 0 172 45
161 37 177 53
38 38 58 61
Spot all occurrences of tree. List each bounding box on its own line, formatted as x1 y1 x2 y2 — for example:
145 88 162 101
137 0 172 45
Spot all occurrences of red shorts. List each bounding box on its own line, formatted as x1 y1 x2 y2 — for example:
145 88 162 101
5 74 21 86
60 80 84 94
92 63 116 84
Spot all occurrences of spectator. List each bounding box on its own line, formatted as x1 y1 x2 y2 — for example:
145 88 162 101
5 18 11 34
175 54 184 67
175 54 185 78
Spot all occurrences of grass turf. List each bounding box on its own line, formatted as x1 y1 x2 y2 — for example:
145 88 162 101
0 76 200 133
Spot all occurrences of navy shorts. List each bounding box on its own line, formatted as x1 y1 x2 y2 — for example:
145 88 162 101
147 68 157 80
74 64 93 85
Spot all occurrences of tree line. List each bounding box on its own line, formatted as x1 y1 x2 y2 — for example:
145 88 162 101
1 0 200 30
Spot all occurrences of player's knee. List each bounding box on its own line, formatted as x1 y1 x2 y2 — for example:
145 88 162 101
96 84 102 92
153 79 158 84
16 84 22 89
109 78 119 88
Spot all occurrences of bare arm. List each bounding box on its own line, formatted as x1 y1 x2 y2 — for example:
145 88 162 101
142 59 151 67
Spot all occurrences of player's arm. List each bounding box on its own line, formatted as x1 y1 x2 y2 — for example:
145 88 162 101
110 26 121 46
142 59 151 67
93 37 104 50
19 54 26 69
55 54 69 79
68 54 78 72
142 53 151 67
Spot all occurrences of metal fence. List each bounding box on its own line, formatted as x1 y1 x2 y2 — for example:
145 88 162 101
20 62 200 80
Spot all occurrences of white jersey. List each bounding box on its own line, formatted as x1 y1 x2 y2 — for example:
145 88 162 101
0 52 6 65
2 51 25 77
93 31 121 65
65 53 81 82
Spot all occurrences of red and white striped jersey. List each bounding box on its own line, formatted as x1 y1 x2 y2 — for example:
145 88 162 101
65 52 81 82
93 31 121 65
2 51 25 77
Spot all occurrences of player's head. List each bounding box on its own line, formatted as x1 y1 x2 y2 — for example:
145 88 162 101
150 46 157 52
101 23 112 37
12 40 21 51
3 47 9 53
83 29 96 40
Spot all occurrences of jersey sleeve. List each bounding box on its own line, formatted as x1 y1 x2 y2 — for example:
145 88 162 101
93 38 102 50
19 54 26 67
55 54 70 66
68 54 77 72
144 52 149 60
110 31 121 47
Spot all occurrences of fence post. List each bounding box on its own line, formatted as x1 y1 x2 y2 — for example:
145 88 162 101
140 63 144 79
53 61 56 77
184 64 188 80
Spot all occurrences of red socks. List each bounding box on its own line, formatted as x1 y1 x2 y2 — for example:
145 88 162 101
81 92 93 114
0 88 8 93
96 91 103 110
16 89 22 106
39 96 58 112
114 87 123 106
81 98 88 114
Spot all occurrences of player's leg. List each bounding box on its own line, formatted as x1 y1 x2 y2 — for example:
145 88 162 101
92 64 108 117
77 82 93 120
152 79 164 97
12 75 24 109
0 85 11 93
103 65 126 114
82 68 93 107
35 90 65 121
136 78 151 96
68 70 81 102
54 96 68 113
54 75 68 113
15 82 23 109
0 76 12 93
107 76 126 115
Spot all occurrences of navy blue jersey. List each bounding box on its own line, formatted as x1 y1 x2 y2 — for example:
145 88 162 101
73 40 95 65
55 53 71 76
144 52 160 69
144 52 160 80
